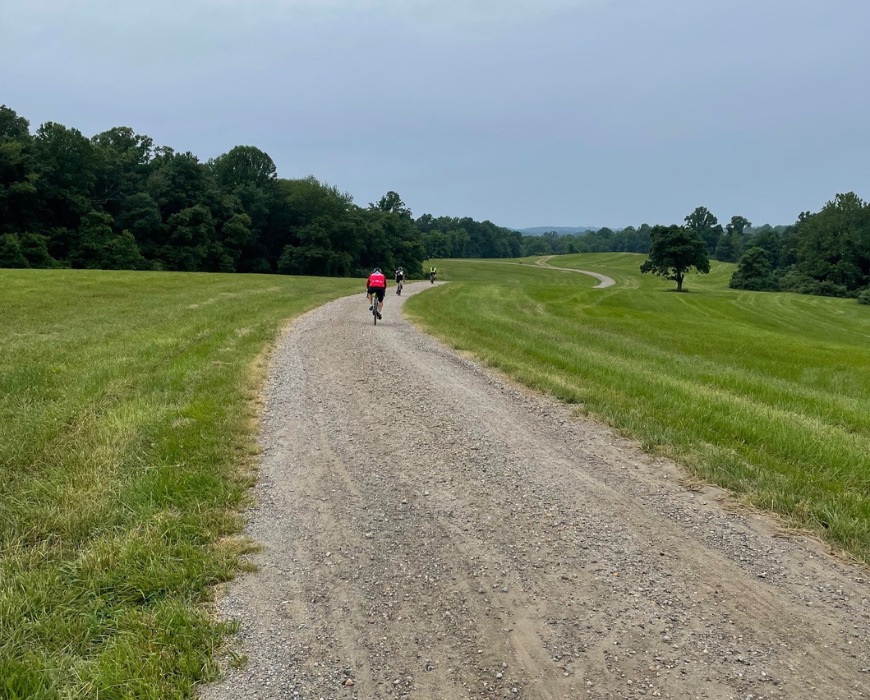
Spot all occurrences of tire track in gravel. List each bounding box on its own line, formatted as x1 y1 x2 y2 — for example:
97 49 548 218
201 282 869 700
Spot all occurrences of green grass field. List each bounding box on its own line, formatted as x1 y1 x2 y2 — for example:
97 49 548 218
406 254 870 562
4 259 869 697
0 270 358 699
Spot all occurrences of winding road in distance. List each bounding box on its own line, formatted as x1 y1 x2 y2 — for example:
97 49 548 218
202 283 869 700
450 256 617 289
534 255 616 288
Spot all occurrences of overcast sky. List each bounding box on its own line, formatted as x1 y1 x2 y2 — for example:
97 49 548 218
1 0 868 228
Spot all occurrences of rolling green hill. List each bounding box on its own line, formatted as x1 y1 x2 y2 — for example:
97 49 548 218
406 253 870 562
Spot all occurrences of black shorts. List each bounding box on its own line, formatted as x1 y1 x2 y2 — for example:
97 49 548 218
368 286 385 301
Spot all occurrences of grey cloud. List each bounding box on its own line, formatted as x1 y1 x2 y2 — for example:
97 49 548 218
1 0 868 227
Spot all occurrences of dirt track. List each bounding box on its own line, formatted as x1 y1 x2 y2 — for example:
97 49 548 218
449 258 617 289
534 256 616 288
201 283 869 700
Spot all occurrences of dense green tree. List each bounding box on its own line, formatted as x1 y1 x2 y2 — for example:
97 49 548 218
32 122 98 232
523 235 553 256
117 192 163 256
69 211 143 270
422 227 470 258
215 213 253 271
371 191 412 217
745 225 782 263
777 267 822 295
640 225 710 291
416 214 521 259
795 192 870 291
714 235 739 262
0 233 28 268
715 215 751 262
363 198 426 272
0 107 40 235
165 205 214 271
91 127 154 219
685 206 723 255
210 146 277 260
211 145 277 190
20 232 54 268
729 247 779 291
777 226 800 268
147 150 211 219
727 215 751 238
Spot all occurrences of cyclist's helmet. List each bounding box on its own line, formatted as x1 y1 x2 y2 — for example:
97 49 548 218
373 267 382 274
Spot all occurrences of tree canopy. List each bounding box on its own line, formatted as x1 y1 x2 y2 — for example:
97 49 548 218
729 247 778 291
640 225 710 291
0 106 430 276
685 206 724 256
724 194 870 300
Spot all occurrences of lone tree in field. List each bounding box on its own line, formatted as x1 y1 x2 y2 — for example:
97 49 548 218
640 225 710 292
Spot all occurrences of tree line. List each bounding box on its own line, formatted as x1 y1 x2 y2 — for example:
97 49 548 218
725 194 870 303
0 105 541 277
0 106 432 276
2 104 868 303
522 201 870 303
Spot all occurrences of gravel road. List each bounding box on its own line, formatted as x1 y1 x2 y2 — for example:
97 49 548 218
534 256 616 288
201 282 869 700
449 258 617 289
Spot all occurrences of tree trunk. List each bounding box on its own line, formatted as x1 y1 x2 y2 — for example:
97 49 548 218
676 273 684 292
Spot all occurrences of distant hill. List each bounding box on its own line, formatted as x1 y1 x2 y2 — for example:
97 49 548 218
513 226 598 236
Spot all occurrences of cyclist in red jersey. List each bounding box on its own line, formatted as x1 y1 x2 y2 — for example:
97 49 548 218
366 267 387 320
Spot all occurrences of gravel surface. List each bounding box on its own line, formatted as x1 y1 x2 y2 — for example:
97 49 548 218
534 256 616 288
448 259 617 289
200 282 869 700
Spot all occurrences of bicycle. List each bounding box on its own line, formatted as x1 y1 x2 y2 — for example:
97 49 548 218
370 289 385 325
429 271 436 284
396 279 404 295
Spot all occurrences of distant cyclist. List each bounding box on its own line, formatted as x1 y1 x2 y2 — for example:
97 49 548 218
395 267 405 295
429 265 437 284
367 267 387 320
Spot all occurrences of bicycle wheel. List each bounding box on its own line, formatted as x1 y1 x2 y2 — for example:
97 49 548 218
373 303 378 325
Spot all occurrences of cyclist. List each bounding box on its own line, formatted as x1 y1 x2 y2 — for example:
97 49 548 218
395 267 405 295
367 267 387 320
429 265 437 283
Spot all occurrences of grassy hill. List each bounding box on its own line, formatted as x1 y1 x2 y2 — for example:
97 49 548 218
0 270 358 699
406 253 870 562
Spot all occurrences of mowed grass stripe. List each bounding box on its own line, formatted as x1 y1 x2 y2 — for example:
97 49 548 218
406 254 870 561
438 276 869 433
0 270 358 699
431 294 870 475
